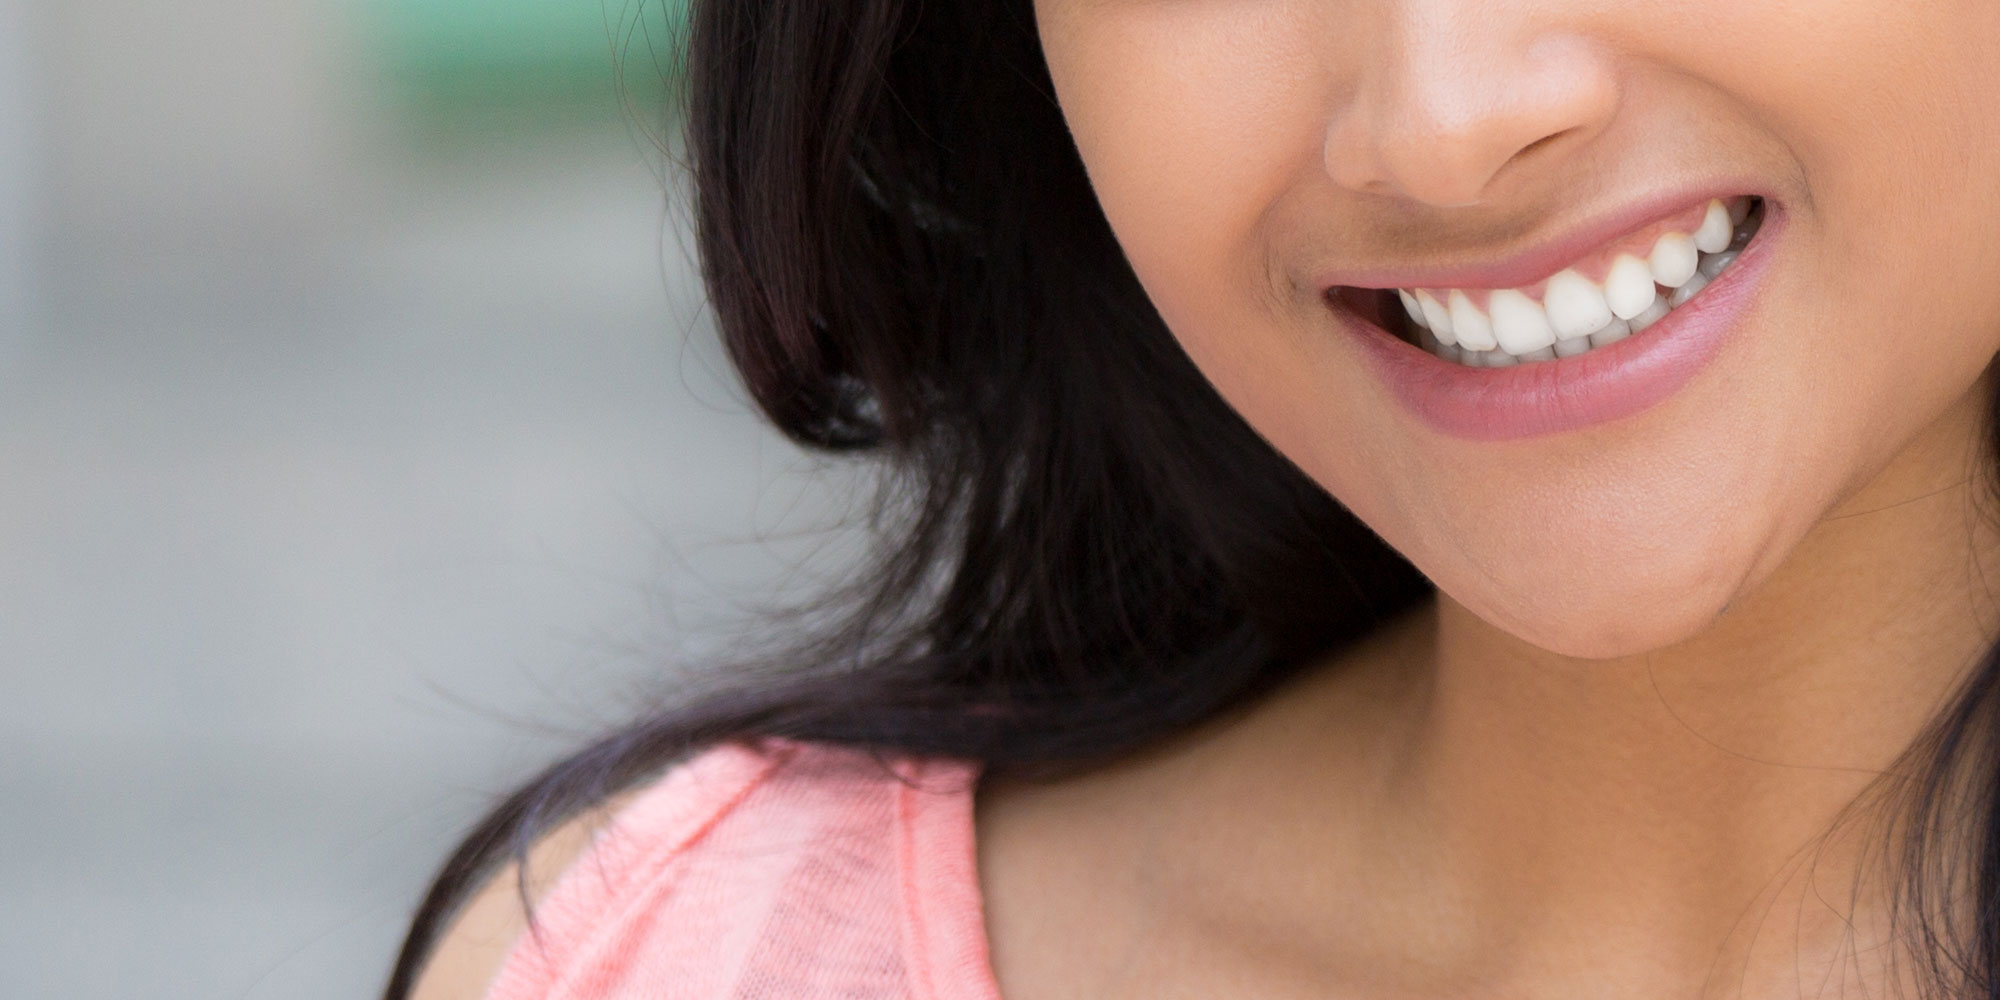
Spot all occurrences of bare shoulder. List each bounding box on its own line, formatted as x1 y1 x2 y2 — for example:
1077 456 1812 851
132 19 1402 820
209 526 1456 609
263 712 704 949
407 792 639 1000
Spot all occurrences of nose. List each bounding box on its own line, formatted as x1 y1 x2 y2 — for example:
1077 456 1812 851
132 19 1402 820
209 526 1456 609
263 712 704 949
1322 6 1619 208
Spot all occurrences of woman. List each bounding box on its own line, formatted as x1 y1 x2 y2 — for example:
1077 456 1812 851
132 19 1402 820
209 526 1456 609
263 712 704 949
387 0 2000 996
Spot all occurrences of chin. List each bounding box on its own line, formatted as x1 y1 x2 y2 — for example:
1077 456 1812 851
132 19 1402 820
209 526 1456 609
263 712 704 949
1428 517 1769 661
1480 591 1734 661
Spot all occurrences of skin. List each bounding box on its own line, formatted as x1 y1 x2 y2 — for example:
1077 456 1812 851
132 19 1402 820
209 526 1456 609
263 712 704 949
975 0 2000 997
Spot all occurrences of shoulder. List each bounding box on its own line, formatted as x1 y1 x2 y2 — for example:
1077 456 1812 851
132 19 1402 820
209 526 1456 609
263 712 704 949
406 790 629 1000
409 737 984 1000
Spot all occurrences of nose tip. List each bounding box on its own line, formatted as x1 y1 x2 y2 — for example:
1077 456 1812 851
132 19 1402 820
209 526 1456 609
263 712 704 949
1324 32 1618 208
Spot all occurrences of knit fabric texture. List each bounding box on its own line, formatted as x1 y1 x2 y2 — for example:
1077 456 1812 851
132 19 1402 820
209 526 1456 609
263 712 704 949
485 737 1004 1000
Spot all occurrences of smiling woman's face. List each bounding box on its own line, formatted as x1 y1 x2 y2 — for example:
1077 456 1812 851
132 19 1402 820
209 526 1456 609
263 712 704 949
1034 0 2000 657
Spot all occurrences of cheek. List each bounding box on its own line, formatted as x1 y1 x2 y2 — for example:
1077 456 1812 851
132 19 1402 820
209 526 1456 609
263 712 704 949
1708 0 2000 409
1036 0 1334 323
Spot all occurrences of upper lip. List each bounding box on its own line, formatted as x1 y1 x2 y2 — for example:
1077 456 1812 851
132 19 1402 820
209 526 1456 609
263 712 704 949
1313 184 1768 293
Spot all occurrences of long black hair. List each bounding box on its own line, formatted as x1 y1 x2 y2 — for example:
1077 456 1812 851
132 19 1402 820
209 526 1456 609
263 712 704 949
382 1 2000 996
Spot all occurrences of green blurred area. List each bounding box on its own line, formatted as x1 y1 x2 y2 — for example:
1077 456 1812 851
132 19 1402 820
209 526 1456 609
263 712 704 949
360 0 687 131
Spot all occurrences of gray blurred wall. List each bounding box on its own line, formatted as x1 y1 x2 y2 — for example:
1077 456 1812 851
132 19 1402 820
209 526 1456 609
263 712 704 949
0 0 33 349
0 3 865 999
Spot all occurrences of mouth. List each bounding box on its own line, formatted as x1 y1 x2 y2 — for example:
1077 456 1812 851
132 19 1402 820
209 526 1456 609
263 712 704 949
1322 191 1784 440
1326 196 1767 367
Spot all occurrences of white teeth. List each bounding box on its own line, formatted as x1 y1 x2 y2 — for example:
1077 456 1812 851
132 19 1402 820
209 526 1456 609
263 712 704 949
1626 297 1670 333
1487 289 1556 355
1448 290 1497 351
1603 254 1658 320
1389 197 1758 368
1543 269 1613 341
1588 318 1632 348
1398 289 1427 329
1649 232 1699 289
1414 289 1455 344
1667 270 1709 307
1693 200 1733 254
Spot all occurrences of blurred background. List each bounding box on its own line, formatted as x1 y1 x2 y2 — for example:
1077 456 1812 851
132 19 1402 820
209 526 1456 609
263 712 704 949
0 3 868 997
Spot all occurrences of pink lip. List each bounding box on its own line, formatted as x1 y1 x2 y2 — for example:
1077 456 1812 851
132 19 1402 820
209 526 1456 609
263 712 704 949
1336 198 1785 441
1316 187 1753 292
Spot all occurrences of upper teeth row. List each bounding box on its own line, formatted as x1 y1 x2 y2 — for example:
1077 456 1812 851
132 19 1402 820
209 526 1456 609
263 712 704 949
1397 199 1742 359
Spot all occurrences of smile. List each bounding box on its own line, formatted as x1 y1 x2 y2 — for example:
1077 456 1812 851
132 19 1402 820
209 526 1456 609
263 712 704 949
1323 191 1784 439
1395 197 1763 365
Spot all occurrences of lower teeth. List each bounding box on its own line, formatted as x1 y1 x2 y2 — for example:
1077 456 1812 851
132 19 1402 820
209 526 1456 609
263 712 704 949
1413 200 1762 367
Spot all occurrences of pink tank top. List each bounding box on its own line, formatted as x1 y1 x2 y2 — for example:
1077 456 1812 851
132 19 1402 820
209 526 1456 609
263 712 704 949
486 737 1004 1000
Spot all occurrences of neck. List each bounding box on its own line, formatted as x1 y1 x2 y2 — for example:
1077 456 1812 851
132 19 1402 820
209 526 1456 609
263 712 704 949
1404 380 2000 991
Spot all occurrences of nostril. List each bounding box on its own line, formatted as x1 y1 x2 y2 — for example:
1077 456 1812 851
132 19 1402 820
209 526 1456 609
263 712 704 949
1473 128 1580 198
1510 127 1573 165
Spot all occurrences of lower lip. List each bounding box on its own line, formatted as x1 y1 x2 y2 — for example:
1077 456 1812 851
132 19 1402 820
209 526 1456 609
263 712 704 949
1337 204 1785 441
